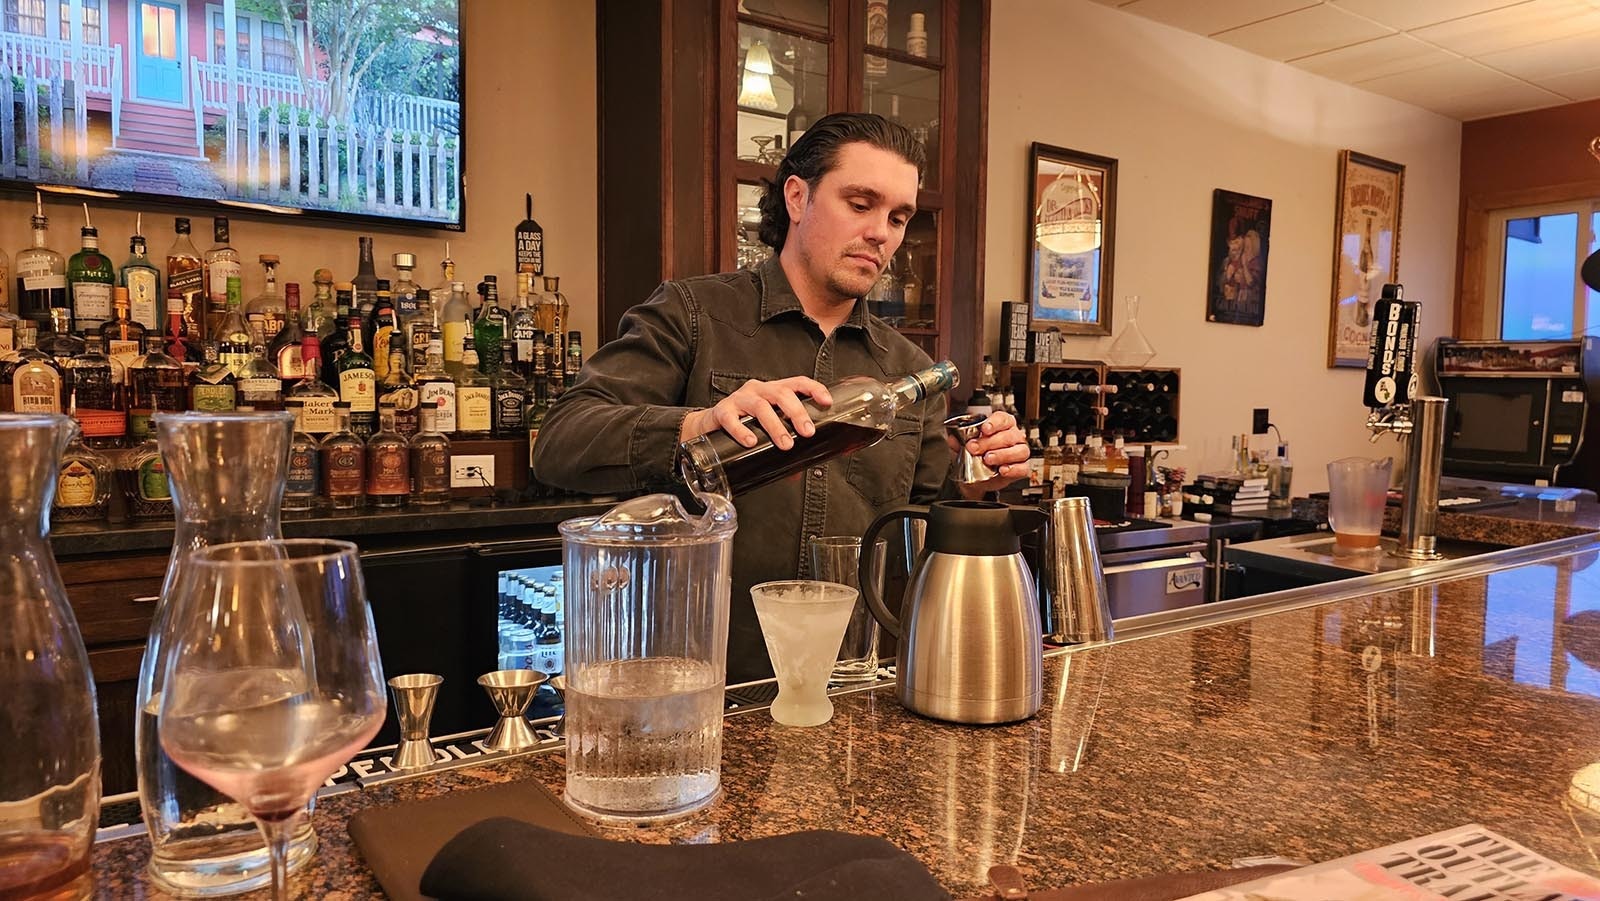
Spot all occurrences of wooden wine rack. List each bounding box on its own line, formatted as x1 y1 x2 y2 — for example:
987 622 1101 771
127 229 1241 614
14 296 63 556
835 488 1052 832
998 362 1181 443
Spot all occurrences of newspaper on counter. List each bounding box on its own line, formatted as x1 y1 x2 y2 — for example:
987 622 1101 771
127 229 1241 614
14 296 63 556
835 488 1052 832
1180 824 1600 900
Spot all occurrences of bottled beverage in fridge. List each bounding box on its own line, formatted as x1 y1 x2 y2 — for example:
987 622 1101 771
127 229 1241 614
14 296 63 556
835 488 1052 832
678 361 958 498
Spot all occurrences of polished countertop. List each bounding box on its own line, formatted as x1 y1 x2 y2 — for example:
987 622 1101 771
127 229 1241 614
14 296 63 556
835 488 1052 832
91 534 1600 898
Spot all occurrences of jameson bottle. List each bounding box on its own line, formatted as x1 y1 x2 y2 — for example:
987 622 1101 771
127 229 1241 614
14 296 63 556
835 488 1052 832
679 361 959 497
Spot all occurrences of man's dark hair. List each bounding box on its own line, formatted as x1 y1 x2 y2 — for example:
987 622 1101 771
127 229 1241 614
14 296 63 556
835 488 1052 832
757 112 926 253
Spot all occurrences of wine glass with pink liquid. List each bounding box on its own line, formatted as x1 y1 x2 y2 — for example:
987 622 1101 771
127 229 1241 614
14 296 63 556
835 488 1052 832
157 539 386 901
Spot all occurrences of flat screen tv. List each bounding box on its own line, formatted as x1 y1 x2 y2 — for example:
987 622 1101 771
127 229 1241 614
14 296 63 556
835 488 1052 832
0 0 463 230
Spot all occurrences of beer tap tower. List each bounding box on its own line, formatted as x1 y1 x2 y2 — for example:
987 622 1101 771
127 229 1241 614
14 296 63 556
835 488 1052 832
1362 283 1448 561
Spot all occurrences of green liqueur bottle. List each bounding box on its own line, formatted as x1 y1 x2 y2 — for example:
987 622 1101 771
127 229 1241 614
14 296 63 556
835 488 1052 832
67 218 115 334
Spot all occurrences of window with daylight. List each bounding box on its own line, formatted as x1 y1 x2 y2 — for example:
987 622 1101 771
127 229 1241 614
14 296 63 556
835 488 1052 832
57 0 102 43
1492 200 1600 340
6 0 46 36
260 19 294 74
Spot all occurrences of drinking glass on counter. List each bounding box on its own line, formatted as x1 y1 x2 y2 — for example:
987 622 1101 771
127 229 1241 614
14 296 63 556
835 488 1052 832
156 539 386 901
1327 456 1392 551
752 580 860 727
808 536 887 683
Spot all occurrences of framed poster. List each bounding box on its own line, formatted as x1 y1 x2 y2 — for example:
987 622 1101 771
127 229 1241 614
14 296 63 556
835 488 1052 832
1026 142 1118 335
1327 150 1405 368
1205 189 1272 327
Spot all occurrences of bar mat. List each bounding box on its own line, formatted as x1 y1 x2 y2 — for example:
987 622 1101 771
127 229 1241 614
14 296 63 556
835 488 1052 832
348 779 599 901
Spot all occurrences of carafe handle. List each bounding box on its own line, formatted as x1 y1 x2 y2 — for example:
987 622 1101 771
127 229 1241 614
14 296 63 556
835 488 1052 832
859 504 928 640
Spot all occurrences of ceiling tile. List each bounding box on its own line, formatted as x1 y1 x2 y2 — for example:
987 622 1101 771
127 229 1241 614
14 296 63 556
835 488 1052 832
1355 57 1527 106
1474 14 1600 78
1425 80 1570 119
1290 33 1457 80
1412 0 1597 55
1326 0 1528 32
1535 64 1600 99
1214 4 1395 60
1116 0 1319 36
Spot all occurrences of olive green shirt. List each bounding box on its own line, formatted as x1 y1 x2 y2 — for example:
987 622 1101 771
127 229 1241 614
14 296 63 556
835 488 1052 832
532 257 951 681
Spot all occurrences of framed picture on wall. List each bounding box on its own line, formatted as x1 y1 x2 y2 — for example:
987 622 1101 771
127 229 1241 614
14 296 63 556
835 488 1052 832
1026 142 1118 335
1327 150 1405 368
1205 189 1272 327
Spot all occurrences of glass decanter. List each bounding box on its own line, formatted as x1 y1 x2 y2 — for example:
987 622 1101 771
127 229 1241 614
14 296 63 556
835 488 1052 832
1107 294 1157 368
135 411 317 895
0 414 100 901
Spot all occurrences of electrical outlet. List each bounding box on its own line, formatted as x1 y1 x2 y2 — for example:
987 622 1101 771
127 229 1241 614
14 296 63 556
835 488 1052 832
450 454 496 489
1252 408 1270 435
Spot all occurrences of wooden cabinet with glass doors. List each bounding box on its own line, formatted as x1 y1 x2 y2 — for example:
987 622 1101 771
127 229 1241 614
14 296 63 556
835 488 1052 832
596 0 986 394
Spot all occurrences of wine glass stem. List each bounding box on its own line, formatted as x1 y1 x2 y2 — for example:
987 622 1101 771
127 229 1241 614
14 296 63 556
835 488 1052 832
257 811 302 901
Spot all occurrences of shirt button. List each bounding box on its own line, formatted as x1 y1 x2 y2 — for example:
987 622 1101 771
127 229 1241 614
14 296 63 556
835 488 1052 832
813 468 825 478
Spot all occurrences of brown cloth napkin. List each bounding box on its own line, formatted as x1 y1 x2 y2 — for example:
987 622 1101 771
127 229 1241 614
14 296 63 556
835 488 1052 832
419 817 951 901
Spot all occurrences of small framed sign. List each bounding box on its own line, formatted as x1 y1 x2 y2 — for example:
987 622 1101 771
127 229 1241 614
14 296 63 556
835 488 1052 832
1205 189 1272 327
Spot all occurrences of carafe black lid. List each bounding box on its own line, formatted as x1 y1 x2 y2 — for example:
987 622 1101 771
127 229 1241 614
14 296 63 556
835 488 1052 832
926 501 1045 556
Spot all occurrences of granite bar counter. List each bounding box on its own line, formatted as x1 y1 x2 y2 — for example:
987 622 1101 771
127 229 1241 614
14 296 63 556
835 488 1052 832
91 532 1600 898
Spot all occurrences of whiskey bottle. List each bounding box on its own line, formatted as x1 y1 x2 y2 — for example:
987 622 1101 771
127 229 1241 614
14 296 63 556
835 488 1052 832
566 330 583 378
335 313 377 438
128 338 186 444
491 337 526 439
67 217 115 334
202 216 240 338
365 400 410 510
369 280 401 380
54 396 113 522
164 217 204 343
159 308 199 372
320 401 366 510
320 285 355 379
415 337 457 435
5 330 61 414
287 339 339 436
39 308 85 369
536 276 567 342
454 338 493 439
120 219 162 330
236 322 283 412
216 276 252 377
378 349 420 438
65 336 124 449
510 273 539 377
269 284 308 386
244 254 285 342
282 399 321 512
678 360 959 498
188 344 237 413
410 401 452 505
121 427 173 520
16 193 67 333
100 286 148 387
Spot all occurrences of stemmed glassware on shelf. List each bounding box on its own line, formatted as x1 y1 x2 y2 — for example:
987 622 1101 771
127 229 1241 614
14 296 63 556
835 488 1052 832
155 539 386 901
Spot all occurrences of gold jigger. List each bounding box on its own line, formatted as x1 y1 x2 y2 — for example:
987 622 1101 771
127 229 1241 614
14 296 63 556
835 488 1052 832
478 669 548 752
388 673 443 771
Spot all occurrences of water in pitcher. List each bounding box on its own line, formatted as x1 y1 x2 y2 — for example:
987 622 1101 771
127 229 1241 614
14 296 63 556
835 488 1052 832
563 657 724 823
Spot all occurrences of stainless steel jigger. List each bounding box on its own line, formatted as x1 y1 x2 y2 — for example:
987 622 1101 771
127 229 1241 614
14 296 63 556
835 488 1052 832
478 669 548 752
388 673 444 770
945 413 999 484
546 674 568 738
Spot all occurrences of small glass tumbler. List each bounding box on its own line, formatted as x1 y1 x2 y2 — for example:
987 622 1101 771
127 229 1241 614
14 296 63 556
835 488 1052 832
808 536 888 683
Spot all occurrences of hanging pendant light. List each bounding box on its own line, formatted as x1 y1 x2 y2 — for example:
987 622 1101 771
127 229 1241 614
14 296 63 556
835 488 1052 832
739 40 779 111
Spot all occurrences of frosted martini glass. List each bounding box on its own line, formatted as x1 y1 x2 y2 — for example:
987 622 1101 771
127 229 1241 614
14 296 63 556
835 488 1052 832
752 580 858 727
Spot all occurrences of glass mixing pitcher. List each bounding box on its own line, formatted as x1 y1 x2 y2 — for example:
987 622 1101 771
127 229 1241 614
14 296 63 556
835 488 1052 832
558 492 736 825
1327 456 1393 552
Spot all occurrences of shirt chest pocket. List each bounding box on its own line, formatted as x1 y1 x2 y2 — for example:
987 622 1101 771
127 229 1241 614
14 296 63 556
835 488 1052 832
845 411 922 507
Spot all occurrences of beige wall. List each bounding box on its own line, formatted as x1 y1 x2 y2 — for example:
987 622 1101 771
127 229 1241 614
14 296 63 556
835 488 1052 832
0 2 598 340
986 0 1462 494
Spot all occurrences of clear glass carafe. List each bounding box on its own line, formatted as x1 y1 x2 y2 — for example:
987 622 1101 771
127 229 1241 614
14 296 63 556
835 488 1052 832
558 492 737 825
0 414 100 901
136 411 318 895
1107 294 1156 367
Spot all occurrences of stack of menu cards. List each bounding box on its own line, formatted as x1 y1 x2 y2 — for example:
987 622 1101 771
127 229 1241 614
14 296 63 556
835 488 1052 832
1179 824 1600 900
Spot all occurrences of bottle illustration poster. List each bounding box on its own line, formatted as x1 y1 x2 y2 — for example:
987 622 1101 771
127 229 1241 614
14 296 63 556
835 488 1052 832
1328 150 1405 368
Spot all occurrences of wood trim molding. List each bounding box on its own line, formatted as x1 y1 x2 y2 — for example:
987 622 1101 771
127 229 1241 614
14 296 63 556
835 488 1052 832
1458 178 1600 339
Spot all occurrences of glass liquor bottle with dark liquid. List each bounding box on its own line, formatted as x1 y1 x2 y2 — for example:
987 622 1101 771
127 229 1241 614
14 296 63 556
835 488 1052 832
678 360 958 497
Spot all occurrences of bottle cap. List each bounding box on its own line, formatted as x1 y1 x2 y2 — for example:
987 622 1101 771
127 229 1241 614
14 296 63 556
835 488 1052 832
259 254 280 264
393 252 417 269
376 279 391 292
315 268 333 283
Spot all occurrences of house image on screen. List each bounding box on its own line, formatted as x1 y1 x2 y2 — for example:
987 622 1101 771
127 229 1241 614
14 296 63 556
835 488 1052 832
0 0 461 223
